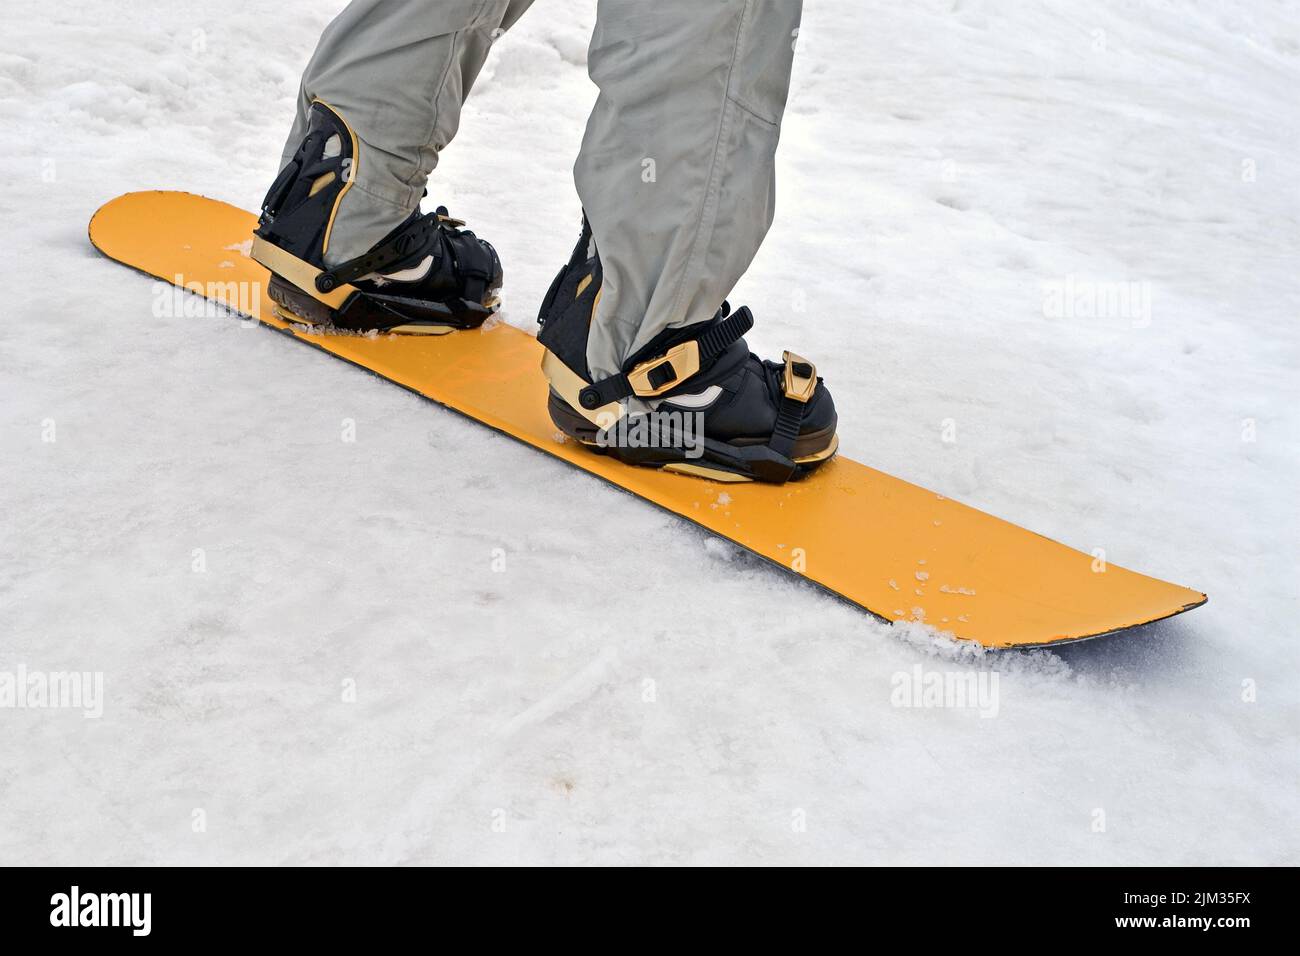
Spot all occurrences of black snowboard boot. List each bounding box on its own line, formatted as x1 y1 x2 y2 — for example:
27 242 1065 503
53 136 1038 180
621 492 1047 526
537 219 838 484
251 100 502 334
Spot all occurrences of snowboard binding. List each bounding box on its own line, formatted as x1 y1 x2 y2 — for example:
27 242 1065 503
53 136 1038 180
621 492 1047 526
251 100 502 335
538 219 838 484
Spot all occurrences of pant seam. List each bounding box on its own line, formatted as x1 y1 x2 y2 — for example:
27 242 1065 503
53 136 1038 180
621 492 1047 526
726 92 779 129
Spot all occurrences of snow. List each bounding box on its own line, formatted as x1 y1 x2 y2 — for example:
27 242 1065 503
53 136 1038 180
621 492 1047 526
1 0 1297 864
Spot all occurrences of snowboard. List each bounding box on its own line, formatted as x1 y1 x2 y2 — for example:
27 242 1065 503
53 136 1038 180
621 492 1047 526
88 191 1206 649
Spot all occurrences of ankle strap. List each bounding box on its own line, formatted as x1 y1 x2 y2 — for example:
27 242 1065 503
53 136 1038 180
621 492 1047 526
577 306 754 410
314 210 464 293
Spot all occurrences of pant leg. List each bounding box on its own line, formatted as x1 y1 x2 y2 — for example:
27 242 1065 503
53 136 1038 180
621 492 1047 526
280 0 537 265
576 0 803 379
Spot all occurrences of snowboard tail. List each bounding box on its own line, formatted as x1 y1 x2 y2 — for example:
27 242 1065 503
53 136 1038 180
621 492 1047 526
88 191 1206 649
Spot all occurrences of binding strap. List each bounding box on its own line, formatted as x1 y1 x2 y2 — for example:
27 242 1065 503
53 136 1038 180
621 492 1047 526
313 209 468 294
767 351 818 460
577 306 755 410
455 238 495 306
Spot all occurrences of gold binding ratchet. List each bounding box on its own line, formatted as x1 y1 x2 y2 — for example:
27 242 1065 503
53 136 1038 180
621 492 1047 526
782 351 817 403
626 340 702 398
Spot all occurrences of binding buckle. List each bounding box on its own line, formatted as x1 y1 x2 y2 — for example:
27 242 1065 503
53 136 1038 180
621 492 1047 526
782 351 817 403
626 340 702 398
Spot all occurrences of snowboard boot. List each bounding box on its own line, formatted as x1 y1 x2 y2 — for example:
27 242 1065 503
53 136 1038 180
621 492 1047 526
250 100 502 335
537 219 838 484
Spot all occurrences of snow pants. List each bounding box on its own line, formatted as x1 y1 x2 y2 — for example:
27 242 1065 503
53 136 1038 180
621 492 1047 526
280 0 803 379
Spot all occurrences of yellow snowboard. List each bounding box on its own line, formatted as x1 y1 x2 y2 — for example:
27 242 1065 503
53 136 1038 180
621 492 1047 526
89 191 1206 649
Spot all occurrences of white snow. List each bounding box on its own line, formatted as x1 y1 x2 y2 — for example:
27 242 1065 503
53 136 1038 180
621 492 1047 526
1 0 1297 865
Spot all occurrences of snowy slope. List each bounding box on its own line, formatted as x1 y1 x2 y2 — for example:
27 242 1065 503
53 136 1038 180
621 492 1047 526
1 0 1297 865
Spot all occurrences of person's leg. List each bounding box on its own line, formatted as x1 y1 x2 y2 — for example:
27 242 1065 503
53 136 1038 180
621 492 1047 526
538 0 833 483
575 0 803 379
279 0 537 266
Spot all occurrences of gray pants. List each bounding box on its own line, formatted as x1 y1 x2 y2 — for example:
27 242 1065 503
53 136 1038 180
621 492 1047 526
282 0 802 379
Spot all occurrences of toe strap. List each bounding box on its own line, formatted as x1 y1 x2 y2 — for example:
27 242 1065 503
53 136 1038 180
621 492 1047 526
768 351 817 461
